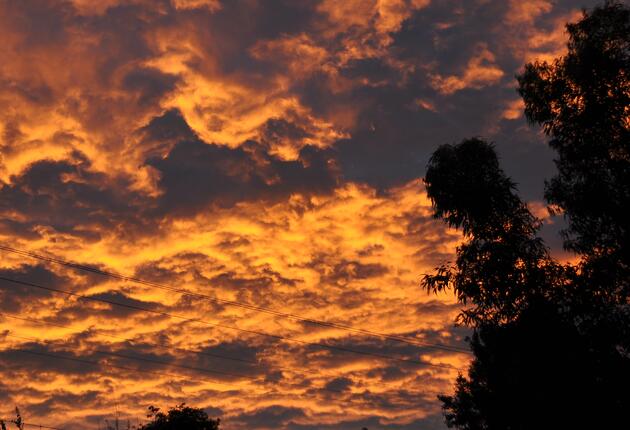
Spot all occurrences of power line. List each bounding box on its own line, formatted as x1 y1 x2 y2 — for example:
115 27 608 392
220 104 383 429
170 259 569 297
0 313 466 406
3 333 451 399
1 313 259 366
0 418 64 430
3 333 237 389
4 333 308 391
0 312 374 381
0 276 465 372
24 424 64 430
1 335 453 430
3 422 64 430
0 245 470 355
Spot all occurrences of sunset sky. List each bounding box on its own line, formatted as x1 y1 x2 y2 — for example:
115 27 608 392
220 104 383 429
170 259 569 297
0 1 601 429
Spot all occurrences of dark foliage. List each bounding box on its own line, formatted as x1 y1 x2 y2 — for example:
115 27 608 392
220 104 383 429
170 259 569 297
439 304 629 430
518 1 630 263
424 137 629 428
423 3 630 428
423 138 566 326
518 0 630 352
138 404 220 430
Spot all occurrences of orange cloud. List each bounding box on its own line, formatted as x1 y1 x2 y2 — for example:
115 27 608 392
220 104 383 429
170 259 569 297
429 44 504 94
506 0 553 25
1 0 593 428
1 179 466 428
502 98 525 120
502 2 583 64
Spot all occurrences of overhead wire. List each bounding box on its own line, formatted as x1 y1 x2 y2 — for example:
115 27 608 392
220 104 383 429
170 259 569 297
0 318 336 380
23 424 64 430
0 420 64 430
1 312 259 366
3 333 337 393
3 312 422 381
4 333 236 389
1 334 452 430
2 332 452 399
0 245 470 355
0 276 466 372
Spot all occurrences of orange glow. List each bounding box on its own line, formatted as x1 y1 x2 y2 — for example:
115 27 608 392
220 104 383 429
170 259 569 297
0 0 590 428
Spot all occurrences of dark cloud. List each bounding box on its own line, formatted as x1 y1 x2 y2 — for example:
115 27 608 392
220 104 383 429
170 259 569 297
0 265 66 312
340 57 401 84
324 376 353 392
284 413 446 430
84 3 164 80
357 243 385 257
194 0 319 76
297 77 454 188
139 108 197 149
258 117 313 152
0 76 56 105
192 339 265 377
365 364 408 382
215 233 251 250
0 0 71 48
0 341 103 378
83 290 161 319
0 151 149 240
147 137 339 215
0 218 41 240
28 390 102 416
121 67 179 107
307 254 389 288
234 405 306 429
209 266 299 293
282 0 601 199
293 331 462 373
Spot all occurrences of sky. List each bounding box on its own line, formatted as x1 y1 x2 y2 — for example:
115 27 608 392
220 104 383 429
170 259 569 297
0 0 602 429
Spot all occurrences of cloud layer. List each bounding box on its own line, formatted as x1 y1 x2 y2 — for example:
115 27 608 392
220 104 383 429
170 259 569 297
0 0 599 428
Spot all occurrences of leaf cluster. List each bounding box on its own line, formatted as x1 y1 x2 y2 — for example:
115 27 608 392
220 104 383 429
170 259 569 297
422 138 567 325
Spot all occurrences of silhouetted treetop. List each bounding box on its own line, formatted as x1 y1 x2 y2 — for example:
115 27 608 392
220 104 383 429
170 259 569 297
518 1 630 258
424 138 538 239
423 138 564 325
138 404 220 430
0 408 23 430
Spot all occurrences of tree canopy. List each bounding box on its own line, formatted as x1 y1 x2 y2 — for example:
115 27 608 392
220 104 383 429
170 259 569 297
423 138 627 428
423 138 564 326
518 1 630 262
138 404 220 430
424 2 630 428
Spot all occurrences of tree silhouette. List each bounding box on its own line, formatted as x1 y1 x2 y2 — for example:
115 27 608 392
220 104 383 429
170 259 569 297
518 0 630 355
423 138 564 326
518 1 630 262
422 139 614 428
138 404 220 430
424 2 630 428
425 138 629 429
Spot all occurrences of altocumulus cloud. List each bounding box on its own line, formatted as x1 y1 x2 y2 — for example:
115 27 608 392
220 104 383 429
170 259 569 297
0 0 602 429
